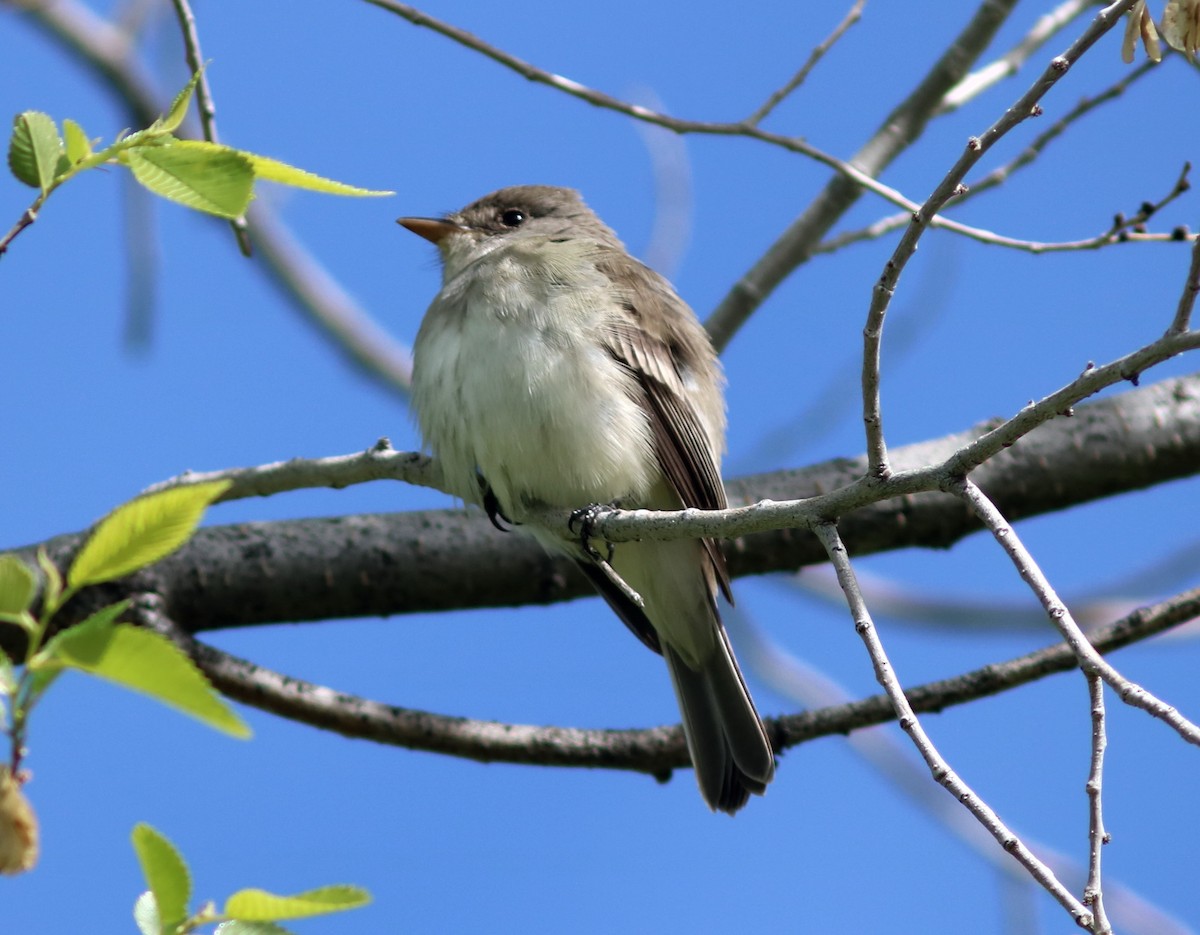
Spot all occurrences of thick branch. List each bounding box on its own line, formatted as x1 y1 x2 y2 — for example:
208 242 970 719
6 373 1198 642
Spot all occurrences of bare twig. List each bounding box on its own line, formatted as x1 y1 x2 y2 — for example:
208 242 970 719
743 0 866 126
942 331 1199 481
1167 224 1200 334
812 521 1092 928
361 1 1021 351
0 204 41 258
953 477 1200 747
707 0 1023 350
139 438 440 502
1084 672 1113 934
815 57 1163 256
585 334 1200 547
738 609 1189 935
862 0 1144 476
939 0 1099 112
822 161 1192 255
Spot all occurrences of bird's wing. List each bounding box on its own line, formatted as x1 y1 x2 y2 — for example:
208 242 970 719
595 251 733 604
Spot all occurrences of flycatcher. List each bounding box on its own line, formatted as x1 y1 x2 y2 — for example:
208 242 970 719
399 185 775 813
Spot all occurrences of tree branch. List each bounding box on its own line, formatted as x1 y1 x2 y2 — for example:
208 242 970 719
706 0 1023 349
128 578 1200 777
812 520 1092 927
4 372 1197 644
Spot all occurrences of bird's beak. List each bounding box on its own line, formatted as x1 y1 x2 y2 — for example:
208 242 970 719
397 216 466 245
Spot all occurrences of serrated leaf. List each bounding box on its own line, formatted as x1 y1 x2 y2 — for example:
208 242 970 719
36 601 128 668
62 118 93 164
45 618 250 737
132 824 190 928
244 154 392 197
8 111 63 192
68 480 231 588
124 142 254 219
215 921 295 935
156 69 204 134
133 890 161 935
224 885 371 921
0 554 36 616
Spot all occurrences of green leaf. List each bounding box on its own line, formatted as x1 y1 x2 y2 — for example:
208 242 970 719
224 885 371 921
132 890 161 935
215 921 294 935
8 111 64 192
0 555 36 617
36 601 128 668
244 154 392 197
43 615 250 737
155 69 204 134
68 480 231 588
131 824 191 929
61 118 93 164
124 142 254 219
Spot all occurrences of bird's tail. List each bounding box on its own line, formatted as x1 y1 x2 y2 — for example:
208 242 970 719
663 624 775 814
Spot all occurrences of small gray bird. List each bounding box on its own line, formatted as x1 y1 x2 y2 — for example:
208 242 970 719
399 185 775 813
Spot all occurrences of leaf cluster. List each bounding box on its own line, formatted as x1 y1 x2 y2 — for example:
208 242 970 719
4 69 390 254
132 823 370 935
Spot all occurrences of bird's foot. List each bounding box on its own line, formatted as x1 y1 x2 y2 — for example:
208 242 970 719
568 501 619 563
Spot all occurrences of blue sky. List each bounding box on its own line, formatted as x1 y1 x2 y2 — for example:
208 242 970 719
2 2 1198 932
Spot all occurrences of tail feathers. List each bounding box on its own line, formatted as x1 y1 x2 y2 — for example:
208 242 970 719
664 636 775 814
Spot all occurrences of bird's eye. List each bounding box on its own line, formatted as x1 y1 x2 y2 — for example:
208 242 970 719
500 209 526 228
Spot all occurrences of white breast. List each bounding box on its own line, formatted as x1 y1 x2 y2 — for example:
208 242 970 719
411 239 657 518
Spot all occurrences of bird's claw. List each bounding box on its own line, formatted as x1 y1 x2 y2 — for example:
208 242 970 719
569 502 617 563
482 484 514 532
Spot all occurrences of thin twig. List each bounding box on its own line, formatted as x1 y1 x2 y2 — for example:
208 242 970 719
139 438 441 502
584 334 1200 547
166 0 251 253
0 204 41 258
814 57 1163 256
861 0 1143 477
939 0 1098 112
941 332 1199 481
822 161 1191 256
707 0 1023 350
361 0 1020 352
1167 224 1200 334
952 477 1200 747
1084 672 1113 934
812 521 1093 928
743 0 866 126
738 609 1189 935
360 0 879 192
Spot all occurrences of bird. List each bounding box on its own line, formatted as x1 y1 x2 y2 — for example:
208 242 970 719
399 185 775 813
